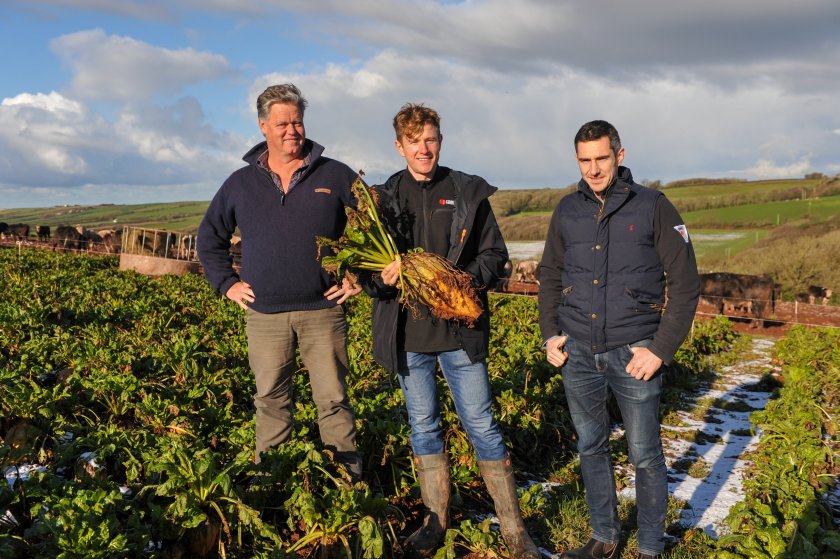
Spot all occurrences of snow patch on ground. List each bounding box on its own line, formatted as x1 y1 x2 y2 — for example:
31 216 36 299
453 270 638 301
5 464 47 490
618 337 776 538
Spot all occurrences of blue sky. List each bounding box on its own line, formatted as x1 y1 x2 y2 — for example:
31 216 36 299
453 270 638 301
1 0 839 208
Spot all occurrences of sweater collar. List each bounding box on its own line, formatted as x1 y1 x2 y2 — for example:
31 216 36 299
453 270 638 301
241 138 324 167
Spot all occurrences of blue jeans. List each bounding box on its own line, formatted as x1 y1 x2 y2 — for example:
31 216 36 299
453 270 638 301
397 349 507 461
562 337 667 556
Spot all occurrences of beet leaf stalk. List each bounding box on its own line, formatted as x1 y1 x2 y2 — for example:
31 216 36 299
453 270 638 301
318 177 483 325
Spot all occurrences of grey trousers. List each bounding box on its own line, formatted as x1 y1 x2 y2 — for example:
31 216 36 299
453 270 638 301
246 305 358 463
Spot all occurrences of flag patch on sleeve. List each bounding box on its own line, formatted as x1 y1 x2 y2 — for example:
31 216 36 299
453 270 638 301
674 224 690 243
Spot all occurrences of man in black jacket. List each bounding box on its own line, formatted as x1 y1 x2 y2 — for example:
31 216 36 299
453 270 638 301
197 84 362 477
366 104 539 559
538 120 700 559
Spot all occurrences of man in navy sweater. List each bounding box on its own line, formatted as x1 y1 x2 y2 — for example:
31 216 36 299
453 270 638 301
197 84 362 477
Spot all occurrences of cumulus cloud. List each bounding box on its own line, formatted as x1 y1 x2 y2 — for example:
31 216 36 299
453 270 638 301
265 0 840 94
51 29 232 101
250 49 839 188
0 92 109 179
3 1 839 207
746 158 814 180
0 90 246 207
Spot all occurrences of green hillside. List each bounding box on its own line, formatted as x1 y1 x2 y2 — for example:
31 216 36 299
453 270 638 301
659 178 823 201
681 196 840 228
0 201 210 233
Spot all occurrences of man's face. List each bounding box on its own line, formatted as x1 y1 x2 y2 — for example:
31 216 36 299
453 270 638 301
576 136 624 198
259 102 305 160
395 123 442 181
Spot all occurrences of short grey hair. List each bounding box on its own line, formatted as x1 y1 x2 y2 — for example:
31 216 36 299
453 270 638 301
257 84 308 121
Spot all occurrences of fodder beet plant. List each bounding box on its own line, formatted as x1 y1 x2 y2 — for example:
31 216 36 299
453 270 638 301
0 247 775 558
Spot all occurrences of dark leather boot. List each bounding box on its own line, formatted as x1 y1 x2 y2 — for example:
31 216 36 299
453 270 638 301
334 450 363 484
560 538 619 558
405 453 450 558
478 458 541 559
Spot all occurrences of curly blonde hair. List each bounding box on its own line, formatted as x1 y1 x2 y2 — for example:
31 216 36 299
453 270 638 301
392 103 440 141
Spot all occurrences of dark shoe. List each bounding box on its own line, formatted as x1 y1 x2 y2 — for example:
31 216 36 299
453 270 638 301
637 554 660 559
478 458 541 559
405 453 450 558
334 450 363 484
560 537 619 559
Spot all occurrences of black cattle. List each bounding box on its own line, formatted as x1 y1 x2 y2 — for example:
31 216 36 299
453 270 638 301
0 222 8 238
73 225 105 252
700 272 777 324
807 285 833 305
51 225 84 252
97 228 123 254
7 223 30 240
501 260 513 279
35 225 51 241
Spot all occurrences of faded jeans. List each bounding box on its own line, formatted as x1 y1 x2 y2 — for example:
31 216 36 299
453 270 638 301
246 306 358 464
397 349 507 461
561 336 667 556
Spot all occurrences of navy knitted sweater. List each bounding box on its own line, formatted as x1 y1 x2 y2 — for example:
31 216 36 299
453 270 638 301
197 139 358 313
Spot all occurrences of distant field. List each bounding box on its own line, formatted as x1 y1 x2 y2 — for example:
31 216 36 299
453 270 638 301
660 178 822 201
689 228 768 263
682 195 840 227
2 179 837 245
0 201 209 233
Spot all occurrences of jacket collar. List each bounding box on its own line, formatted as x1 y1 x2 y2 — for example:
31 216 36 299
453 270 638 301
379 166 496 206
577 165 635 203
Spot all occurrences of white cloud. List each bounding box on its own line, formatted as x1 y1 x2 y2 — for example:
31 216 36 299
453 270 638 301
3 1 839 207
250 51 839 188
0 90 245 205
2 91 84 113
746 158 814 180
0 91 109 177
50 29 232 101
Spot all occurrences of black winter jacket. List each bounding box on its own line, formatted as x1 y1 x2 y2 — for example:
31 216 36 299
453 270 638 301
365 167 508 374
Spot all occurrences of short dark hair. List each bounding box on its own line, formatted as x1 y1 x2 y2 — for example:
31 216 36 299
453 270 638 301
574 120 621 155
257 84 308 121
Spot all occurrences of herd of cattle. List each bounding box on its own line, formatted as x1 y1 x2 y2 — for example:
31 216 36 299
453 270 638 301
502 264 834 324
0 222 123 253
0 222 246 263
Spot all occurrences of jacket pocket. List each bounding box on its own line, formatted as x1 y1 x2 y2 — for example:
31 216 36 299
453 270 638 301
560 285 574 301
624 288 665 313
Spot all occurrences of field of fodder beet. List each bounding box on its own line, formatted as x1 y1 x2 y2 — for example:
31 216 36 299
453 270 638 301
1 246 779 558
